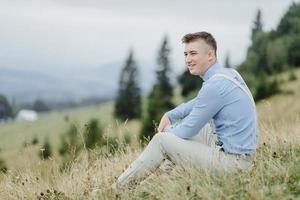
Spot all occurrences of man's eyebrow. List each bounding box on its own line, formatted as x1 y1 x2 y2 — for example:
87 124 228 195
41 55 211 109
184 50 197 53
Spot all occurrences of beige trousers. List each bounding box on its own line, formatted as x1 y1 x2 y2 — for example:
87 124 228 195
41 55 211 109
115 123 253 187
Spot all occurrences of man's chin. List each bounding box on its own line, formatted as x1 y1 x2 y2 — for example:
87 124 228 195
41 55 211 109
189 70 198 76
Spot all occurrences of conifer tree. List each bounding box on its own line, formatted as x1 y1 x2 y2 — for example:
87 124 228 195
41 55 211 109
276 2 300 36
84 119 103 150
251 9 263 41
178 69 203 98
39 138 52 159
114 50 142 121
32 99 50 112
237 3 300 101
241 9 269 75
0 157 7 173
140 36 174 141
0 94 13 120
156 36 173 98
224 52 232 68
59 124 81 156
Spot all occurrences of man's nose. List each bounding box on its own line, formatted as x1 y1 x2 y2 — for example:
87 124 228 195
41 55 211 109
185 54 192 64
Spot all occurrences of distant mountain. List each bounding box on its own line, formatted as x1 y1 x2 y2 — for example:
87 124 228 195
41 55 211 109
0 63 157 104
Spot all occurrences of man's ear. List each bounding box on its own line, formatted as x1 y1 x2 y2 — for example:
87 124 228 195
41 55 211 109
207 49 214 60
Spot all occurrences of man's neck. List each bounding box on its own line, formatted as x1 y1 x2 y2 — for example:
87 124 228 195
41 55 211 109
200 60 217 77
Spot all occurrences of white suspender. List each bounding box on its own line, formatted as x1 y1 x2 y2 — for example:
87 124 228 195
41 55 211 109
212 69 256 109
211 69 258 144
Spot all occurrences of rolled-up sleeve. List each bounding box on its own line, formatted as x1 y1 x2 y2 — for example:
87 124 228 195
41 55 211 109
166 82 223 139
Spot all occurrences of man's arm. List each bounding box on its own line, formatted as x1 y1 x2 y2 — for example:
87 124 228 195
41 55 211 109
157 97 197 132
165 82 223 138
165 97 197 123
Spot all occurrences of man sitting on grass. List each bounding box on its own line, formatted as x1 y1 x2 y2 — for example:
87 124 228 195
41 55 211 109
113 31 259 190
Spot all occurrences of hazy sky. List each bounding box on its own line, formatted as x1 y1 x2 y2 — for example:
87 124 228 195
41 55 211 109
0 0 299 73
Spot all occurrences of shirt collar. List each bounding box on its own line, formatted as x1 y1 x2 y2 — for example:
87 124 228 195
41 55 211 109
202 62 222 82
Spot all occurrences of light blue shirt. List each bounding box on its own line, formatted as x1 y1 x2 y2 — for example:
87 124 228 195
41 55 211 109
165 63 258 155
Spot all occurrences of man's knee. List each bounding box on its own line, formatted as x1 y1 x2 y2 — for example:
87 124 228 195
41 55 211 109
152 132 165 141
152 132 175 144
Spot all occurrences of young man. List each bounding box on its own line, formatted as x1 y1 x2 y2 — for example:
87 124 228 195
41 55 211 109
113 31 258 189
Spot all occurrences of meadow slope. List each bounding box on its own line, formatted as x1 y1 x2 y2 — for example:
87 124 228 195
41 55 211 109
0 70 299 199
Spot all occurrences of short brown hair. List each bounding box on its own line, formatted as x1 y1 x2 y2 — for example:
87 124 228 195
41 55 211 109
182 32 217 56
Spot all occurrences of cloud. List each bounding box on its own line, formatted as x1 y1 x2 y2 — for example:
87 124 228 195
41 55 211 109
0 0 298 72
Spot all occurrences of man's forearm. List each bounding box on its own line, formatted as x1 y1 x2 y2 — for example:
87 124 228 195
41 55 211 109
166 97 197 123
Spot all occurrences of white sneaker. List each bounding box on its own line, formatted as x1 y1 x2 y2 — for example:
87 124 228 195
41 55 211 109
111 182 122 193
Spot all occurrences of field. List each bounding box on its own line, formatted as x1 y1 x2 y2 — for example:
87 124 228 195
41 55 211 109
0 70 299 199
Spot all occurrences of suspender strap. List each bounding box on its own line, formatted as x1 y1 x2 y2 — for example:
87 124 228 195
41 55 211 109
211 70 256 109
211 69 258 151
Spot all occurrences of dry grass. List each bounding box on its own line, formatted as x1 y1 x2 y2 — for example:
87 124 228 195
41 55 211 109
0 70 299 199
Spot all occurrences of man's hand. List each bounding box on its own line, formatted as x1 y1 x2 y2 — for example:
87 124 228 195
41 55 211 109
157 113 171 133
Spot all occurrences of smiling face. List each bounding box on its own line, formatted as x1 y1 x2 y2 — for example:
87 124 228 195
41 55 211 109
184 39 216 77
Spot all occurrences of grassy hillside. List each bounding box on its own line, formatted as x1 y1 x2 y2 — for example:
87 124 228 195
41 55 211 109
0 102 114 150
0 69 299 199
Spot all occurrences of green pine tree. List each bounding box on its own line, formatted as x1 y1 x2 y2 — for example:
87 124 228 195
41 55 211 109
288 68 297 81
140 36 174 142
0 94 13 120
178 69 203 98
288 35 300 67
59 124 81 156
224 52 232 68
84 119 103 150
31 136 39 145
156 35 173 98
39 138 52 159
276 2 300 36
254 72 280 101
114 49 142 121
251 9 263 41
237 3 300 101
0 157 7 173
248 10 271 74
32 99 50 112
